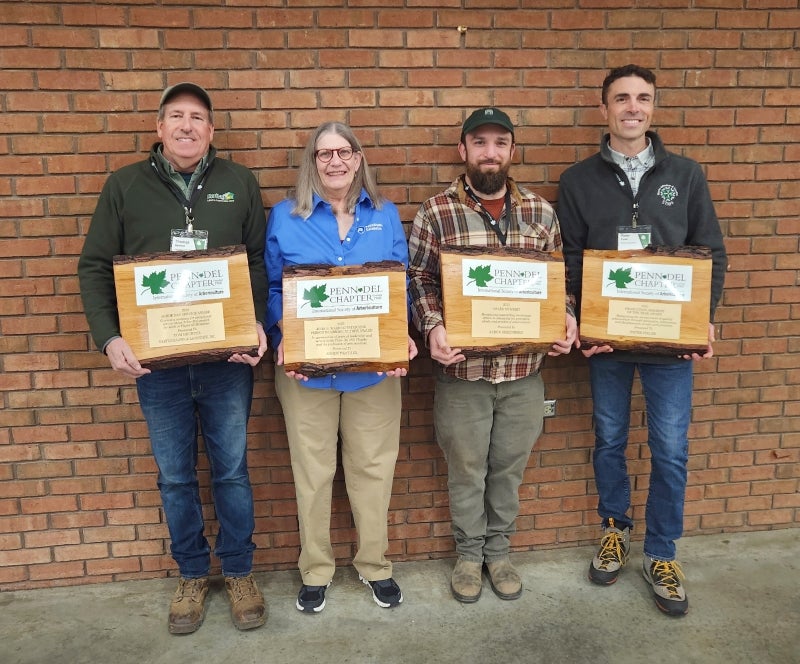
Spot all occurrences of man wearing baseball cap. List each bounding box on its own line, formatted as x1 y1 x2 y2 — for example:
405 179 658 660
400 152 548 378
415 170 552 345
408 109 576 603
78 82 268 634
159 82 214 115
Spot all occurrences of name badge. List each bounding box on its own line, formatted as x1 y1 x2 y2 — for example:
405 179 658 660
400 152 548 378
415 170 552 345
170 229 209 251
617 225 652 250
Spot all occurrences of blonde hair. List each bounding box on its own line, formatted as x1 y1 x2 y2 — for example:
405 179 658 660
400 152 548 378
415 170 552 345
292 122 384 219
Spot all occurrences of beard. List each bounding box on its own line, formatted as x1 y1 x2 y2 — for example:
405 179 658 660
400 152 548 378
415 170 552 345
465 161 510 196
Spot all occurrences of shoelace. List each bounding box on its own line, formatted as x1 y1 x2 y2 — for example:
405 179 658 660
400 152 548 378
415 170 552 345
227 576 258 600
596 530 626 569
650 560 685 598
176 578 205 602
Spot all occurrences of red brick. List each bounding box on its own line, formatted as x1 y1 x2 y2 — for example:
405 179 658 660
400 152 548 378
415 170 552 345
26 562 85 581
0 4 797 591
86 557 142 576
20 495 78 514
53 543 110 562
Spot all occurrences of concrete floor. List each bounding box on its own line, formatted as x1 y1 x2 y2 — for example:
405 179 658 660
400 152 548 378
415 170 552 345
2 529 798 664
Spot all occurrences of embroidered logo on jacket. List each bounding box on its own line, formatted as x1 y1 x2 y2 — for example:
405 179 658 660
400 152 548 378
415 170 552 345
207 192 235 203
656 184 678 207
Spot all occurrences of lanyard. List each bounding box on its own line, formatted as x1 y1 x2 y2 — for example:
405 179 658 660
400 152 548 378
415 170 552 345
150 158 215 231
463 179 512 246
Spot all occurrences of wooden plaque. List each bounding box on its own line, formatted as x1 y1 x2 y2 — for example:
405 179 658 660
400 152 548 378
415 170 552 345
281 260 409 377
579 246 712 355
112 245 258 370
440 245 566 357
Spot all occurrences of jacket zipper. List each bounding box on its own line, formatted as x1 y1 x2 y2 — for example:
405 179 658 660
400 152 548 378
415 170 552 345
149 157 216 231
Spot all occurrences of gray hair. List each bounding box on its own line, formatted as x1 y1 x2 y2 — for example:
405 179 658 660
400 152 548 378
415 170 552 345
292 122 383 219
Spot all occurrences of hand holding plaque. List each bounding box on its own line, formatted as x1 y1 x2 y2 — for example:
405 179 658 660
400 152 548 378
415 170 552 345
112 245 259 370
439 245 566 357
280 261 409 377
579 246 712 356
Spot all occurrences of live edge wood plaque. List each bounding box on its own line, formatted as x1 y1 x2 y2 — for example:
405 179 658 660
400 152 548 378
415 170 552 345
579 246 712 356
112 245 259 370
440 246 566 357
281 261 408 377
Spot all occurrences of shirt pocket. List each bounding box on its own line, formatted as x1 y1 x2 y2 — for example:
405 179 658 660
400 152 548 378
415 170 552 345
517 219 552 249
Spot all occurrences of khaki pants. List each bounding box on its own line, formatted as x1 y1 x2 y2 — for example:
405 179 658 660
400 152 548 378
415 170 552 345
275 371 401 586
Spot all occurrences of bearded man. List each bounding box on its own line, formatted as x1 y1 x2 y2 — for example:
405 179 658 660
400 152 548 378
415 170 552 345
407 108 576 603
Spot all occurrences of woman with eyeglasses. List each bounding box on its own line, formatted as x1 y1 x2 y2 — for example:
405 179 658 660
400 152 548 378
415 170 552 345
265 122 417 614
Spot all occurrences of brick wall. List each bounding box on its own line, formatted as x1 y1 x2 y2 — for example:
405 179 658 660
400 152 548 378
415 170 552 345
1 1 798 590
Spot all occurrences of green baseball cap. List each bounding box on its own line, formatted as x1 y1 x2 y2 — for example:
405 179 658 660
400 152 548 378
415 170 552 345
461 107 514 139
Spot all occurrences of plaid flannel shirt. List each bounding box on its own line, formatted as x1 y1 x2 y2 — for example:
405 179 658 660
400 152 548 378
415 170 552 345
408 175 571 383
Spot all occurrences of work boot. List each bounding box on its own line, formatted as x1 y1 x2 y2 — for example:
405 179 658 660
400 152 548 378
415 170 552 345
168 576 209 635
450 559 482 603
485 558 522 600
588 518 631 585
642 557 689 616
225 574 267 630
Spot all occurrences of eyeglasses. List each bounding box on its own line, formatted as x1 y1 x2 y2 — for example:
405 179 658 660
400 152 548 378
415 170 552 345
314 147 356 163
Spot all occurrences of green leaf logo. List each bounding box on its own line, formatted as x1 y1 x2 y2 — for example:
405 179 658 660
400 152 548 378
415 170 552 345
302 283 329 308
141 270 170 295
468 264 494 288
608 267 634 289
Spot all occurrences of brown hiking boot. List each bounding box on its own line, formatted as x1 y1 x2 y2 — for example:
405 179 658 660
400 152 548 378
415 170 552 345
450 559 482 603
485 558 522 600
168 576 209 634
225 574 267 630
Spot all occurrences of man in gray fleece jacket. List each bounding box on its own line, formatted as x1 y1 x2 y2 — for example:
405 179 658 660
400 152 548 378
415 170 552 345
557 64 727 617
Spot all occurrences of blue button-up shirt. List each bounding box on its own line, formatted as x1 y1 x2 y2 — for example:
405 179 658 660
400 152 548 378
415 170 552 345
265 189 409 391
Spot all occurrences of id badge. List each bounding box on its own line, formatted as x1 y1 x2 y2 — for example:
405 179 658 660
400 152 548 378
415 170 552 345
170 229 209 251
617 225 652 250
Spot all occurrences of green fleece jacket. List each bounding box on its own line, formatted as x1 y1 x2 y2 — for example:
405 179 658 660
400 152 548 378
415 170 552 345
78 143 267 351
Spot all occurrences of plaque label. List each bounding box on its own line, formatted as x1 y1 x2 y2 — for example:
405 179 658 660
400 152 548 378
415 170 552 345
461 258 548 299
471 300 540 339
304 317 381 360
296 275 390 319
134 260 231 306
600 261 693 301
606 300 682 340
146 303 226 348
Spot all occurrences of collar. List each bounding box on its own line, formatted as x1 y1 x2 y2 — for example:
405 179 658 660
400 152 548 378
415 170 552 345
155 145 210 177
311 187 372 212
606 138 654 168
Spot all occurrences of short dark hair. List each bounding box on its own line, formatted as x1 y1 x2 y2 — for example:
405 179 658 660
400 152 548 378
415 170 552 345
601 65 657 106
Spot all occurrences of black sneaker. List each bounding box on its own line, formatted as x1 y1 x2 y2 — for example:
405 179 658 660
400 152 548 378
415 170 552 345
359 575 403 608
642 557 689 616
588 518 631 585
296 582 331 613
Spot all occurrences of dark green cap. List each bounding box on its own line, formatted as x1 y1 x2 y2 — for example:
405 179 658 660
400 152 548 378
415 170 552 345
461 107 514 138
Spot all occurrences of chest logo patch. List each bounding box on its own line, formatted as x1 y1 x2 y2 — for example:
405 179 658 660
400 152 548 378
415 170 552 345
656 184 678 207
207 192 235 203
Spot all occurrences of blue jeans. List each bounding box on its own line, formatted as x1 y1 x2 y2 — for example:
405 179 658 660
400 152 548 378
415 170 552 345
589 358 693 561
137 361 256 578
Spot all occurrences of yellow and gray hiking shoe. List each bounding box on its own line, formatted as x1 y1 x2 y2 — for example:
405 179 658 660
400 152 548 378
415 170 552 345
588 518 631 585
642 557 689 616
